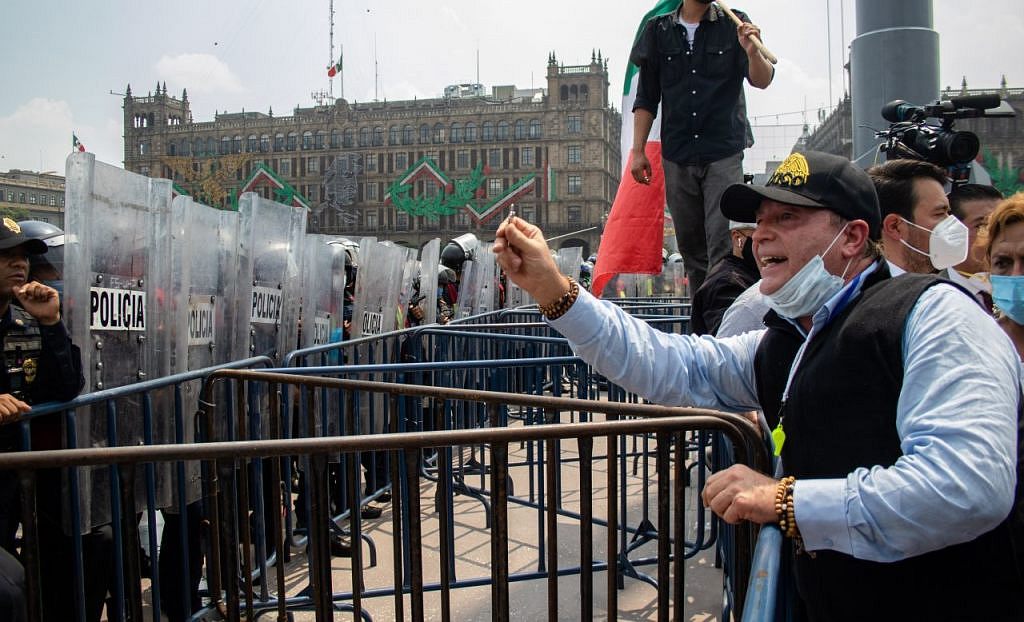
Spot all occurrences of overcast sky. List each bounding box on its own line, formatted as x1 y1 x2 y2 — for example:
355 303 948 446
1 0 1020 176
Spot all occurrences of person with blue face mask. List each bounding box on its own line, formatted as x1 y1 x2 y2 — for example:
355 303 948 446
986 192 1024 361
493 150 1023 620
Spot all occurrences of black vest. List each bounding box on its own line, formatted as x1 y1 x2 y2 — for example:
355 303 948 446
755 264 1024 621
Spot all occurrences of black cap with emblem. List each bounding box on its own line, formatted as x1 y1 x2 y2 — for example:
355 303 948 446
0 218 47 254
720 151 882 240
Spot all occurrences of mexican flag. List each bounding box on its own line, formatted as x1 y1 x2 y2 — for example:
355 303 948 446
591 0 677 297
72 134 86 153
327 52 343 78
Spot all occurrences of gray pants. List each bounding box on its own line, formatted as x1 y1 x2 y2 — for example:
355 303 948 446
663 153 743 291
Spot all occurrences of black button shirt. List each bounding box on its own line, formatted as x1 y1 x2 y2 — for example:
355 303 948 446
631 6 753 166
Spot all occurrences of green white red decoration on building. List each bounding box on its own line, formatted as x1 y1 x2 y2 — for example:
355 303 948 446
385 156 537 224
72 134 86 153
240 163 311 210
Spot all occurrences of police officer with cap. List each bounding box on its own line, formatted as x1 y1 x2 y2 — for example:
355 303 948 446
0 217 84 621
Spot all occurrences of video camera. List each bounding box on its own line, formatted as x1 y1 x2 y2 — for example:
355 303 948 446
875 93 1012 182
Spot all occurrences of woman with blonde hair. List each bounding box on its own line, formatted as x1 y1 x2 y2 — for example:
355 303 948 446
987 192 1024 360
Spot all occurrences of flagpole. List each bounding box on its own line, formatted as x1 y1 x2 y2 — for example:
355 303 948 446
328 0 335 99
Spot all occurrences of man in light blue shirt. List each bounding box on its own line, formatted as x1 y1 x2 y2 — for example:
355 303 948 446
494 151 1022 620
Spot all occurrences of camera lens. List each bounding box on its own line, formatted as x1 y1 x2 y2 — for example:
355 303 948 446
941 131 980 163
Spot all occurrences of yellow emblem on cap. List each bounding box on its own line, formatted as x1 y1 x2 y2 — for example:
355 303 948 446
22 358 37 384
3 218 20 234
768 153 811 187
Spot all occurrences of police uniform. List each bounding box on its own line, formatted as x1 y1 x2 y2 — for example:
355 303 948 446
0 218 90 621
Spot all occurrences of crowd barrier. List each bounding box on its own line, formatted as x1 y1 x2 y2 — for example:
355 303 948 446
1 299 776 621
1 370 767 621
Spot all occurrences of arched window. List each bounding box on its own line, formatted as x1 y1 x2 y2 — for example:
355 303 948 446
274 133 285 151
402 125 414 145
302 131 314 150
482 122 495 141
286 132 298 150
389 126 400 145
330 129 340 148
497 121 510 140
343 129 354 148
260 135 270 152
419 124 431 144
450 122 463 143
465 122 477 142
207 137 217 155
168 142 177 156
580 84 590 102
570 85 578 100
373 126 384 146
193 138 204 156
514 119 527 139
560 85 569 101
232 135 243 153
220 136 231 155
529 119 543 139
315 130 327 149
433 123 445 143
359 127 371 147
247 134 258 152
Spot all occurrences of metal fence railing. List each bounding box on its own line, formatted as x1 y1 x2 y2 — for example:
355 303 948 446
1 368 767 622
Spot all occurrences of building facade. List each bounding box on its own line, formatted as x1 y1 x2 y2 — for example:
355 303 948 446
123 52 621 255
0 170 66 226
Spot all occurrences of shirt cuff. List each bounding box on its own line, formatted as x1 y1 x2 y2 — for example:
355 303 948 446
546 289 604 346
793 478 853 555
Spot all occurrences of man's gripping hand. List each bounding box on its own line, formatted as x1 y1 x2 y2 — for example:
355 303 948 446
494 217 570 308
14 282 60 326
701 464 779 525
0 394 31 425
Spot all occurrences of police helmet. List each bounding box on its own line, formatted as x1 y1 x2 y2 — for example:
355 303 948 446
437 265 457 286
580 261 593 276
667 252 683 264
440 233 478 270
587 254 598 264
18 220 64 280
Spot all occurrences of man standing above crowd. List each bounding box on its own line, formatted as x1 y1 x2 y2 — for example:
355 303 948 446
869 158 969 275
946 183 1004 309
629 0 773 290
494 151 1022 620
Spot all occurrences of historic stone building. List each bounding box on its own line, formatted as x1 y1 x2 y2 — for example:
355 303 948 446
800 77 1023 195
122 52 621 255
0 169 66 226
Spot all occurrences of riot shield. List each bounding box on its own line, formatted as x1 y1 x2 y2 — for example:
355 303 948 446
418 239 440 326
556 247 584 283
395 247 420 330
456 243 500 318
64 152 174 528
299 234 347 351
166 195 241 505
234 193 307 365
454 259 478 320
350 240 405 339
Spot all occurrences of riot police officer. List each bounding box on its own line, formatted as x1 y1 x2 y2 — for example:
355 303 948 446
0 218 86 621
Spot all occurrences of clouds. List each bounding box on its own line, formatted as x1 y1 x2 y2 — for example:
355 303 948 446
155 53 244 96
0 98 124 174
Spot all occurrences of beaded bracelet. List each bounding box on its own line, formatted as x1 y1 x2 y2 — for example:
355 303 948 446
539 277 580 320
